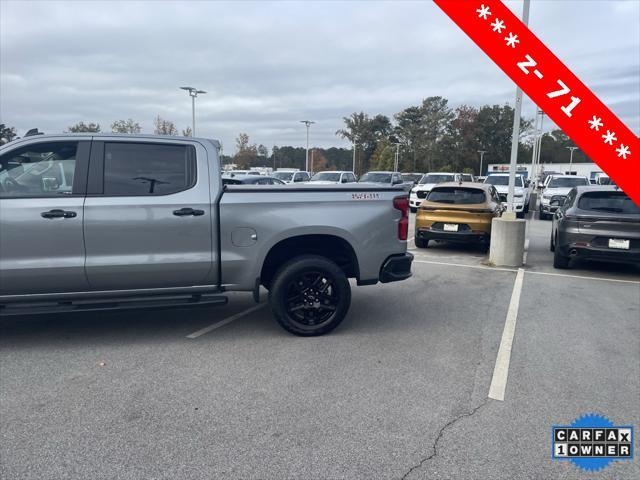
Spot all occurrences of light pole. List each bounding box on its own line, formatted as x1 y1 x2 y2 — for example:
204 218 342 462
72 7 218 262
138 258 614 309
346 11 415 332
180 86 206 136
310 148 315 174
534 110 545 179
566 146 578 174
352 141 357 174
506 0 531 214
300 120 315 172
477 150 486 176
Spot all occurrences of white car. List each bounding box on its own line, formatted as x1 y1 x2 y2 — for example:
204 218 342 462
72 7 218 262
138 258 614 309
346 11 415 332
223 170 261 177
409 172 460 212
483 173 530 218
272 170 311 184
539 175 590 220
309 171 357 184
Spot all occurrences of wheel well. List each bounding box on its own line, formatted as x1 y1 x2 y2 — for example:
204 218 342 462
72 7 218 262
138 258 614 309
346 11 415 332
260 235 359 288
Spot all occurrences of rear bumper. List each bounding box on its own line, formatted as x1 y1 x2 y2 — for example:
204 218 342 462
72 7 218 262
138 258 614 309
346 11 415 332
560 244 640 264
417 227 489 244
502 201 525 212
379 253 414 283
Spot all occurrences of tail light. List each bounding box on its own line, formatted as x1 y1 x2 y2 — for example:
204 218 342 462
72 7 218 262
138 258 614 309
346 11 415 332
393 196 409 240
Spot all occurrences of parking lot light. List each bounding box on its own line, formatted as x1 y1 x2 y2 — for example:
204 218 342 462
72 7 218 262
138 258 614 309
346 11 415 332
477 150 486 176
566 146 578 174
300 120 315 172
180 86 207 136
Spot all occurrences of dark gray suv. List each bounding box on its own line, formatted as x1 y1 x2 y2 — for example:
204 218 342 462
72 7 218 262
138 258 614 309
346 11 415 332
550 186 640 269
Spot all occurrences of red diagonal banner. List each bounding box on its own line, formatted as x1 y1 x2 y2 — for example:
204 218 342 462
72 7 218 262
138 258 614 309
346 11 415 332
434 0 639 205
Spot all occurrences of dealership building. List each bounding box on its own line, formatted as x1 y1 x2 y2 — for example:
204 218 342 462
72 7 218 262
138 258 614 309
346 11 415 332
486 162 604 180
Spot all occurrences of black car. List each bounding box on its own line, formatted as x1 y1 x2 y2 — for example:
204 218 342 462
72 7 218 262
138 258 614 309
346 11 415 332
550 186 640 269
222 175 286 186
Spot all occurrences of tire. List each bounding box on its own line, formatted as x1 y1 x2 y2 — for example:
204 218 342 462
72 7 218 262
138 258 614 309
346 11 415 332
539 209 547 221
553 247 570 269
516 211 525 219
549 232 555 252
410 207 417 213
268 255 351 336
524 201 530 214
415 237 429 248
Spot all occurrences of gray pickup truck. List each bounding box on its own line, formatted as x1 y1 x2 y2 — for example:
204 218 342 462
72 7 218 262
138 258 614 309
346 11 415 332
0 134 413 335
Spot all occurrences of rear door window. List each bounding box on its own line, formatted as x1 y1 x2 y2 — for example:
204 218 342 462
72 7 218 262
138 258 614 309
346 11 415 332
103 143 196 195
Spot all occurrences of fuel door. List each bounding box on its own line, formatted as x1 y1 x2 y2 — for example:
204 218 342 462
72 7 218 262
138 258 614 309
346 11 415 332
231 227 258 247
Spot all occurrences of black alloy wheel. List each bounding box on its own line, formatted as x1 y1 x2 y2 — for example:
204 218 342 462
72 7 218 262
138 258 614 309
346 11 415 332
269 255 351 336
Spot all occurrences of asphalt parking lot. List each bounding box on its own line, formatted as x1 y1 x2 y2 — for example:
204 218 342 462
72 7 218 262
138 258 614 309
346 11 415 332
1 212 639 480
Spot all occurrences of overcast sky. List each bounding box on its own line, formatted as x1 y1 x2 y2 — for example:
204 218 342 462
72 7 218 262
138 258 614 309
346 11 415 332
1 0 638 153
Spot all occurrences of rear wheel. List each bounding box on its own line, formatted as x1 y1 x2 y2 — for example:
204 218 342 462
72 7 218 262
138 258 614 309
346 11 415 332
415 237 429 248
410 207 417 213
524 201 530 214
516 211 525 219
553 246 570 269
549 232 555 252
268 255 351 336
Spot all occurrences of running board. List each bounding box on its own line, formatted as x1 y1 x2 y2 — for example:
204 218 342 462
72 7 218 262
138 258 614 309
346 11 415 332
0 294 228 316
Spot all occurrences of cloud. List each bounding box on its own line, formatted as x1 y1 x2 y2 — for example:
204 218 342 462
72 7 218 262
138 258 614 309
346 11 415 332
1 0 638 152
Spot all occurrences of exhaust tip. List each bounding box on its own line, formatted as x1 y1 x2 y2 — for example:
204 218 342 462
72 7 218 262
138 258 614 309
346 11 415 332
569 249 578 257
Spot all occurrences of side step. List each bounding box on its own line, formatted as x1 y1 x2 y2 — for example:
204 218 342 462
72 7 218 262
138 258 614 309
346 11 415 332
0 294 228 316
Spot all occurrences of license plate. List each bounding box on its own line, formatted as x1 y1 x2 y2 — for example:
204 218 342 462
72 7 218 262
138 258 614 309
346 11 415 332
443 223 459 232
608 238 630 250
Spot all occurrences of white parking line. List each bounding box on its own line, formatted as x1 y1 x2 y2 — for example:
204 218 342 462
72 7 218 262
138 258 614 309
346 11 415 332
488 268 525 401
413 259 518 273
527 270 640 285
186 303 267 338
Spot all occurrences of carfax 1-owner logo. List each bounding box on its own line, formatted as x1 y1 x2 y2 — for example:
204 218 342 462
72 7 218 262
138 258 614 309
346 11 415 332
552 414 634 472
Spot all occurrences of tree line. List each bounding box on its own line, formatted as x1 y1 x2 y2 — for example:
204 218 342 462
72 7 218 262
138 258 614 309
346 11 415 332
2 96 590 174
333 96 591 175
0 116 192 144
230 96 591 174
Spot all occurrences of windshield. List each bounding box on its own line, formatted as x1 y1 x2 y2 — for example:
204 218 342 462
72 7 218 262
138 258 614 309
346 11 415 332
359 172 392 183
272 171 294 181
427 187 486 205
421 174 455 184
310 172 341 182
485 176 523 187
578 191 640 214
548 177 589 188
401 173 422 183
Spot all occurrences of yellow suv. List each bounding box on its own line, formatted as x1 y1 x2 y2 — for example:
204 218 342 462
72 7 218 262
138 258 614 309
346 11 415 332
415 182 503 250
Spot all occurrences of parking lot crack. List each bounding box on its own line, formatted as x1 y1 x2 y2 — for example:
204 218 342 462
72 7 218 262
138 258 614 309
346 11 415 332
400 399 490 480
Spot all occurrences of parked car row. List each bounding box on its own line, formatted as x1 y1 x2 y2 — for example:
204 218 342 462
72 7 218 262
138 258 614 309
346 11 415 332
410 175 639 271
225 169 415 190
